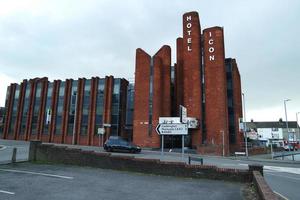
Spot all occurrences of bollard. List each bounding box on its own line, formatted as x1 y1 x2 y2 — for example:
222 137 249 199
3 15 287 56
12 147 17 163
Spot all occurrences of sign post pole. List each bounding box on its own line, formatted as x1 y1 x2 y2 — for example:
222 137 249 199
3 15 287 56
99 133 101 147
182 135 184 160
161 135 164 156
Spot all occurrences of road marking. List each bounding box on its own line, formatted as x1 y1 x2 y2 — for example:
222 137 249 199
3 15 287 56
264 165 300 175
0 146 7 151
0 190 15 195
0 168 74 180
274 191 289 200
266 172 300 181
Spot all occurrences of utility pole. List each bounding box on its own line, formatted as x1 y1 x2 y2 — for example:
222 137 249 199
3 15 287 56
284 99 291 151
296 112 300 143
242 93 248 158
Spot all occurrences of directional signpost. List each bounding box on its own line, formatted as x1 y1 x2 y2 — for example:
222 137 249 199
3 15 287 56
156 121 188 158
156 123 188 135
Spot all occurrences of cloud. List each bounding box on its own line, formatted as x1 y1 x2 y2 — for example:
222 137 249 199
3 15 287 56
0 0 299 121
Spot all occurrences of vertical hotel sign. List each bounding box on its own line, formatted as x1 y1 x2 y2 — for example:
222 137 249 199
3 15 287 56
208 32 215 61
186 15 192 52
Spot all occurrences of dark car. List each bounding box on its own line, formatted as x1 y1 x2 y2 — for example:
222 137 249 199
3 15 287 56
104 136 141 153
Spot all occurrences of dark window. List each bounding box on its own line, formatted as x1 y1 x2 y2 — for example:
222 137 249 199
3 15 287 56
68 80 78 135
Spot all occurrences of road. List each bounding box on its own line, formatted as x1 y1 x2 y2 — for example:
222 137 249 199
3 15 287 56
1 139 300 199
0 163 252 200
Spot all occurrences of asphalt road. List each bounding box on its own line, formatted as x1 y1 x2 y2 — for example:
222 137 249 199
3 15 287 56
1 139 300 199
0 163 250 200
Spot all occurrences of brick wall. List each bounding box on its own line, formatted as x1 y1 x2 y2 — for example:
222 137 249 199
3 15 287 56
203 27 229 156
182 11 203 148
29 141 255 183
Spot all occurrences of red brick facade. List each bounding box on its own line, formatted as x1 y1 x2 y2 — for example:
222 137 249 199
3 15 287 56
182 12 203 148
133 11 243 155
203 27 229 155
2 11 243 156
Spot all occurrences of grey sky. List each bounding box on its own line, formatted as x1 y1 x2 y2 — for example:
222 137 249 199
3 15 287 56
0 0 299 122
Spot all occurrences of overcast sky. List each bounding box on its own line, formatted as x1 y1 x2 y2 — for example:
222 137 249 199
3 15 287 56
0 0 299 122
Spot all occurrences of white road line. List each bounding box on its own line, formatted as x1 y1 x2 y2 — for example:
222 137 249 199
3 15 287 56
274 191 289 200
0 168 74 180
0 190 15 195
266 172 300 181
0 146 7 151
264 165 300 175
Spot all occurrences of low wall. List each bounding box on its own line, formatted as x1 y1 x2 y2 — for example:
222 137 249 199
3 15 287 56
253 171 279 200
29 141 254 182
29 141 281 198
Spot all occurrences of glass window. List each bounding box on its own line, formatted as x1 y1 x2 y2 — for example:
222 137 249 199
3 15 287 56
68 80 78 135
81 79 91 135
32 82 42 135
43 82 52 135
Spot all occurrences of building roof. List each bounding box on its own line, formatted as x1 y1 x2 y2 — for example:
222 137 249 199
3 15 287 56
246 121 298 129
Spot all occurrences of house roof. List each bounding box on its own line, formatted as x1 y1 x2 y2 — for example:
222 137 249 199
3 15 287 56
246 121 298 129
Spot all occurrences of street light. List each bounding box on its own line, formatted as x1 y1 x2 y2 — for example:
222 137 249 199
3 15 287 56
284 99 291 151
242 93 248 158
296 112 300 143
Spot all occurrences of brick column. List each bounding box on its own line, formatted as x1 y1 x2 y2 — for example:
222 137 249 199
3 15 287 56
182 11 203 148
203 27 229 155
37 78 48 140
49 80 61 142
154 45 171 117
14 80 27 140
87 77 98 145
61 79 72 143
3 84 16 139
25 79 38 141
74 78 85 144
103 76 114 141
132 48 151 147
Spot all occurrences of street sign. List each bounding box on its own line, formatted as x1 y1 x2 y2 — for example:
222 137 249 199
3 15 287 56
186 117 198 129
97 128 105 135
156 123 188 135
159 117 181 124
180 105 187 123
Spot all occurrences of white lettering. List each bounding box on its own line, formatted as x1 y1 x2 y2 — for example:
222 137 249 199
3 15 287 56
209 55 215 61
209 47 214 53
188 46 192 51
186 15 192 21
187 38 192 44
208 39 214 45
187 30 192 36
209 32 212 37
186 23 192 29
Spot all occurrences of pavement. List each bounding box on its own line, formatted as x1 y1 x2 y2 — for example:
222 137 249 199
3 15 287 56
0 163 254 200
0 140 29 164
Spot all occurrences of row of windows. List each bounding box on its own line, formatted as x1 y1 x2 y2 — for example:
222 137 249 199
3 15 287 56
5 78 124 137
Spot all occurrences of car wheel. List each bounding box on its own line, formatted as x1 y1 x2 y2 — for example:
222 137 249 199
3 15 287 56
130 149 136 154
107 147 112 152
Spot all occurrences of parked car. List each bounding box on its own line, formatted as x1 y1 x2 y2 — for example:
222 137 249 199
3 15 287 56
104 136 141 153
283 144 298 151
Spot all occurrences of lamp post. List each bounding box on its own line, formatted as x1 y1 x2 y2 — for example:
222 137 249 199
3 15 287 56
284 99 291 151
296 112 300 143
242 93 248 158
